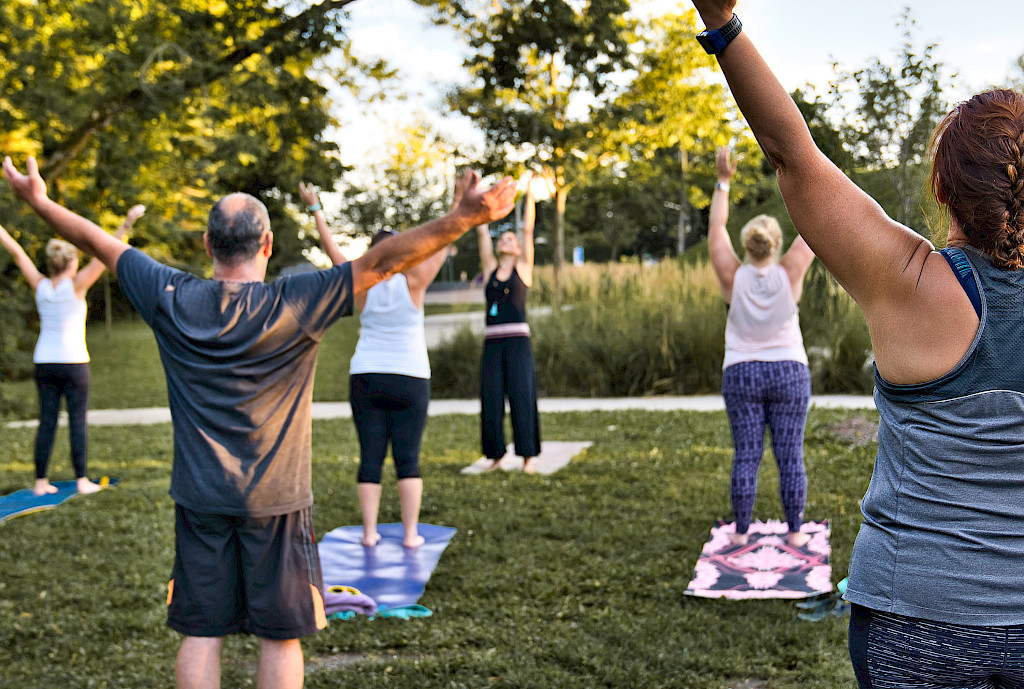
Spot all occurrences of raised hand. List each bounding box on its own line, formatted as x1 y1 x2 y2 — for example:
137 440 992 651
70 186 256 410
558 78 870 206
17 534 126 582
452 170 516 226
126 204 146 224
298 182 319 208
3 155 49 206
691 0 737 28
717 147 737 180
451 169 470 210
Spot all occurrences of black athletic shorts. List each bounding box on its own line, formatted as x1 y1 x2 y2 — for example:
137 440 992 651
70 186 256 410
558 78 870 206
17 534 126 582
167 504 327 640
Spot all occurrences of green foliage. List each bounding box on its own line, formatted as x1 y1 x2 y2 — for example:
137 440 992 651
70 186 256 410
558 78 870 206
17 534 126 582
797 12 948 229
800 263 874 394
0 0 385 365
0 408 872 687
338 120 455 240
449 0 636 271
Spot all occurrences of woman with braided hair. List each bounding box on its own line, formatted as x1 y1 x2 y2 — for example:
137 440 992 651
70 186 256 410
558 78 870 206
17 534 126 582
690 0 1024 685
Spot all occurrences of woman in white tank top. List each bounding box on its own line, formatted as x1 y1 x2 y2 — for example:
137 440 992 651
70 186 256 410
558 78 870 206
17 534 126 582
303 181 449 549
707 148 815 548
0 208 140 495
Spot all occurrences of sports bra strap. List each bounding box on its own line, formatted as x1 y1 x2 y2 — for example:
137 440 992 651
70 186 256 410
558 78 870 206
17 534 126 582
939 247 982 319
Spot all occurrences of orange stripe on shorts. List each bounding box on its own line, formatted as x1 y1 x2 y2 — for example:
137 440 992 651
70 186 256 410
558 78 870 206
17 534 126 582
310 584 327 630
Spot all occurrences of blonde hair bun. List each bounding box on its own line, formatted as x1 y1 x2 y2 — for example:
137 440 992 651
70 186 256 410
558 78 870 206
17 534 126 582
740 215 783 261
45 239 78 276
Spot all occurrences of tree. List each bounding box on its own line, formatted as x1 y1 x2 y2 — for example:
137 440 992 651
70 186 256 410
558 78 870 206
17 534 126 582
449 0 634 289
337 120 454 239
0 0 388 377
823 11 948 227
609 9 756 253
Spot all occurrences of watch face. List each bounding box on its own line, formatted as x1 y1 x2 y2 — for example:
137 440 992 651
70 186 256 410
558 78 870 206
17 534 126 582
696 32 721 54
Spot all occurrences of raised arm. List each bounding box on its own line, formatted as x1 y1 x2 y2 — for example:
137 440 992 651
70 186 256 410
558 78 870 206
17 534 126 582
0 223 45 289
517 178 536 286
73 204 143 296
707 147 741 302
3 156 131 272
690 3 980 385
476 222 497 280
350 170 515 298
300 182 347 267
779 235 815 302
690 3 930 310
404 172 475 304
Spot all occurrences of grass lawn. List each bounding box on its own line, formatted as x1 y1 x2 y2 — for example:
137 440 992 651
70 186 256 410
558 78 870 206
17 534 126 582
0 407 874 688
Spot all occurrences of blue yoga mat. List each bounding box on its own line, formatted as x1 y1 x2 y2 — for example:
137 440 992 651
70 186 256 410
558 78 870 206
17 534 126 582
318 523 456 611
0 478 118 524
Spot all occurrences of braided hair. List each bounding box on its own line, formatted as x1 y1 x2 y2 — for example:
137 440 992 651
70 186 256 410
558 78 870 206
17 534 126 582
930 89 1024 269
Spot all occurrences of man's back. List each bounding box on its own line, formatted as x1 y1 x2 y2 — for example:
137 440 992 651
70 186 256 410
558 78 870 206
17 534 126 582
117 248 353 516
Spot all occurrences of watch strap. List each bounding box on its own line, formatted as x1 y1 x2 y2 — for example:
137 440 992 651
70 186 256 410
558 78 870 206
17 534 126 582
696 14 743 55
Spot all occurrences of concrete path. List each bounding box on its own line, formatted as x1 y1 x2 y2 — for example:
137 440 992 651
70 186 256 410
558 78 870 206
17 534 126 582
5 394 875 429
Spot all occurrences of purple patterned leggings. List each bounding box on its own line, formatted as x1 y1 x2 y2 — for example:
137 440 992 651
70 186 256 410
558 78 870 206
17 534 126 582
722 360 810 534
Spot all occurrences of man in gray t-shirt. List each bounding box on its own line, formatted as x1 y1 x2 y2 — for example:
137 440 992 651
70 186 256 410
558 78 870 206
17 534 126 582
4 154 516 689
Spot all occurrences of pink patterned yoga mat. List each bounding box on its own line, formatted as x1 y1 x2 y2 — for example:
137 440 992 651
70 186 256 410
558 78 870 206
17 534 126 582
684 520 832 600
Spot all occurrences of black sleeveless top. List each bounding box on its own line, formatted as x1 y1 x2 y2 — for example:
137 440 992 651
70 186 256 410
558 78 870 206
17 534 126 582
485 267 528 326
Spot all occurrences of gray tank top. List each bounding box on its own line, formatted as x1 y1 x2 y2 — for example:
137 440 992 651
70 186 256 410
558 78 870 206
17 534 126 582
845 246 1024 625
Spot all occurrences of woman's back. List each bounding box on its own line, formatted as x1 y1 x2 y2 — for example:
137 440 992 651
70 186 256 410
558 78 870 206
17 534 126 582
724 263 806 368
849 247 1024 625
34 277 89 364
349 274 429 379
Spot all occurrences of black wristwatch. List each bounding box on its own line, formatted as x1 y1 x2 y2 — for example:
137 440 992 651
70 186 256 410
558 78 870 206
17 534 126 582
696 14 742 55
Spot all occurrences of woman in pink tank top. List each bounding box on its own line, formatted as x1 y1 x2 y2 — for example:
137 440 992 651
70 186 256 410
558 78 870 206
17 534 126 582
707 147 815 548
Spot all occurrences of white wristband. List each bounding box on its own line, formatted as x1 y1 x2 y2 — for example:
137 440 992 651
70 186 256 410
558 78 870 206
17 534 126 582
715 181 730 192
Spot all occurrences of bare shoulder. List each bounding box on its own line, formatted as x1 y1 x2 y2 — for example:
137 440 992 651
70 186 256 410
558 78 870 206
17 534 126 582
869 249 980 385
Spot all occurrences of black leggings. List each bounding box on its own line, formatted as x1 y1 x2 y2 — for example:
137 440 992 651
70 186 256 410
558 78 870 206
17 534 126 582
480 336 541 459
349 373 430 484
34 363 91 480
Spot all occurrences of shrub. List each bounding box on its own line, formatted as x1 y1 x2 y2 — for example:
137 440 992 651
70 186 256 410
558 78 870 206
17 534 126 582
430 253 875 397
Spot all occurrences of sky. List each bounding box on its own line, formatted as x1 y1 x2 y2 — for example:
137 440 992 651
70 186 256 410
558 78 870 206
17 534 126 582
332 0 1024 166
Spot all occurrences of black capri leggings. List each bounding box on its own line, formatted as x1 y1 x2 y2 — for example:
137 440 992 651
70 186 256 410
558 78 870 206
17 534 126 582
34 362 91 480
349 373 430 484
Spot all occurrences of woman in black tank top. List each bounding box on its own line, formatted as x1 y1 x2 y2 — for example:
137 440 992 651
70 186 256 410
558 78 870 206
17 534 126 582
475 179 541 472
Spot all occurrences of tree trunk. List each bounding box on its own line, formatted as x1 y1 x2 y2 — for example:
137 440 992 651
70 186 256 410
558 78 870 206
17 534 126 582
677 147 690 254
553 186 567 295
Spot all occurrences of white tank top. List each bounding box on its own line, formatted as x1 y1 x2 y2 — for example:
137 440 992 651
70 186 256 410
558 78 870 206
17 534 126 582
34 278 90 364
349 274 430 379
723 263 807 369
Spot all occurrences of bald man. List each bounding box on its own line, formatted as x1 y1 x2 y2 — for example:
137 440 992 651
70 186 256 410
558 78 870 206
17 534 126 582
3 156 515 689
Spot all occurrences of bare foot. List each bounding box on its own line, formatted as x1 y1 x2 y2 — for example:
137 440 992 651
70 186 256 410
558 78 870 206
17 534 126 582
728 532 749 547
787 531 812 548
403 535 426 549
361 532 382 547
33 479 58 496
522 458 537 474
483 459 504 472
76 478 104 494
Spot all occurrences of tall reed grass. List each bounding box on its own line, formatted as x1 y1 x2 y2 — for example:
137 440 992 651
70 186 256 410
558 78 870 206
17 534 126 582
430 254 874 397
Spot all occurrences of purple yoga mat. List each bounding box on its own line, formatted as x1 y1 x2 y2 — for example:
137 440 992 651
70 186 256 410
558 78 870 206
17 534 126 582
318 523 457 610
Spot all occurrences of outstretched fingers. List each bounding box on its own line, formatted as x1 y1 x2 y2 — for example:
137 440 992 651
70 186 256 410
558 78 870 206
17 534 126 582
3 155 47 203
484 176 517 220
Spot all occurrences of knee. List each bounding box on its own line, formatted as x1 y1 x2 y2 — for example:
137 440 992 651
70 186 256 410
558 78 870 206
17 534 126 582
395 462 420 481
357 463 383 484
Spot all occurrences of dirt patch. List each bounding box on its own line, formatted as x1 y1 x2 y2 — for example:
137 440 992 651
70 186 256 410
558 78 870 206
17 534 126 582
826 415 878 446
307 652 372 672
731 680 767 689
